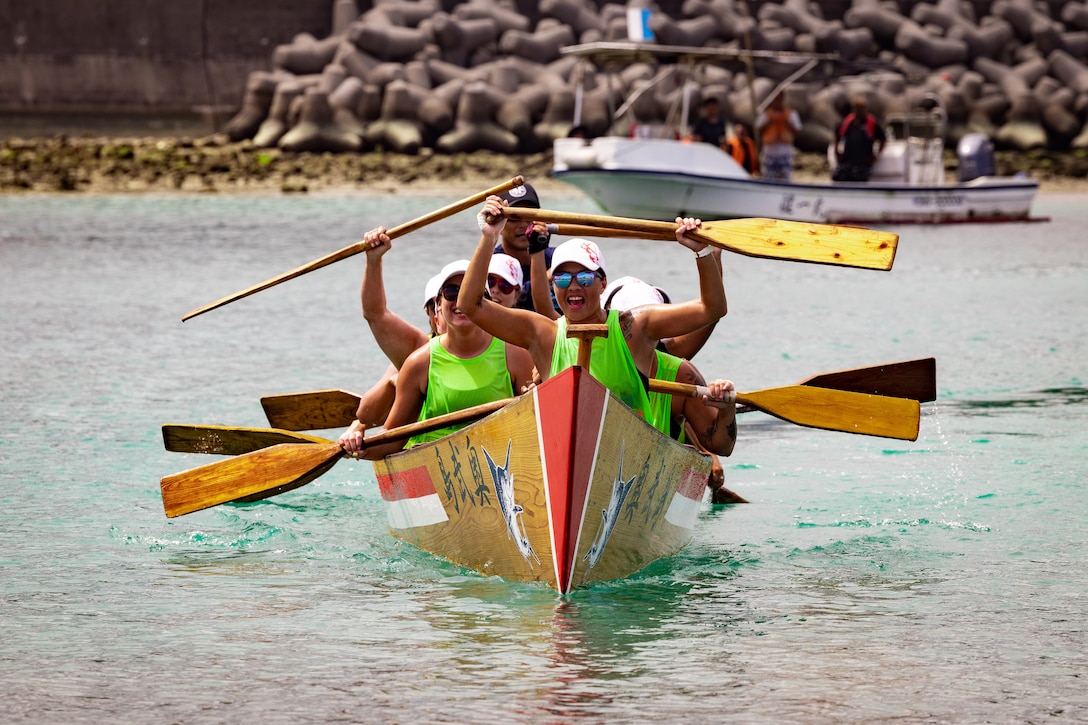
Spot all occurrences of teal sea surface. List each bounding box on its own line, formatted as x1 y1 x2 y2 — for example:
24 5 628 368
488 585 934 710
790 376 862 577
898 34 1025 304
1 189 1086 723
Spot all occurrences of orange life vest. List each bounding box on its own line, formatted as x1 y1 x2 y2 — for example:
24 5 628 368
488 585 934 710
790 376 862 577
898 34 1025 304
760 109 796 146
724 136 758 174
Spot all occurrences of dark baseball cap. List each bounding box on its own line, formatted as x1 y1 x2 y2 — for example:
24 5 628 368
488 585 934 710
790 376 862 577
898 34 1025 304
499 182 540 208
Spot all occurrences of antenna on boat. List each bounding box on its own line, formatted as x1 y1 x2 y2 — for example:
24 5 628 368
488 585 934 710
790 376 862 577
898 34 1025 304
756 59 821 116
736 0 758 136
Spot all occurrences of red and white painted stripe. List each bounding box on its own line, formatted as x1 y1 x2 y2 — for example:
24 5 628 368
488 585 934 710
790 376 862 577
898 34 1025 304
376 465 448 530
664 467 708 530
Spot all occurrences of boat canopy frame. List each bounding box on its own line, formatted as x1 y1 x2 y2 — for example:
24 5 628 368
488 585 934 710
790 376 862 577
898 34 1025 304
559 41 840 140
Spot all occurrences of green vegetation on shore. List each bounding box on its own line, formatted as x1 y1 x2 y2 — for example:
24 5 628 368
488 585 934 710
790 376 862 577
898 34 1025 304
2 135 1086 194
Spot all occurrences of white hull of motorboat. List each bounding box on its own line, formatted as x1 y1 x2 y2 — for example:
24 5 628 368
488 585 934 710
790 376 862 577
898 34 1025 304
553 137 1041 225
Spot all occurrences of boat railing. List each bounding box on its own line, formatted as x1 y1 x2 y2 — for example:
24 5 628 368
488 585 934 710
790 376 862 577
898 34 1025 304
882 93 948 185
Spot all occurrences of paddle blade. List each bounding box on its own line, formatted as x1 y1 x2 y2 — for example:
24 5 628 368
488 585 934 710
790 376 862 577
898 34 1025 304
738 386 920 440
800 358 936 403
160 442 343 517
234 455 343 503
261 389 362 431
702 218 898 271
162 424 330 455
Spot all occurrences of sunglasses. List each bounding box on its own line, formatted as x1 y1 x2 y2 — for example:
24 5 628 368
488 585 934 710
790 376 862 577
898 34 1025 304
439 284 460 302
487 275 516 295
553 270 600 289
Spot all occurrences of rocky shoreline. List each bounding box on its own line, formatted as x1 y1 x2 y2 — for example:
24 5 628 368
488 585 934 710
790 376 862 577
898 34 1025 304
2 134 1086 195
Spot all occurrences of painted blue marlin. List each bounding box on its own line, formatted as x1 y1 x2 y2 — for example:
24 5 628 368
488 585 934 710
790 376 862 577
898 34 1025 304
483 441 538 566
583 442 636 568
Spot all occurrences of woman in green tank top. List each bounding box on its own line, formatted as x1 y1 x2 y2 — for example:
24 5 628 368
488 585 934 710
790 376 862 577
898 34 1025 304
351 263 536 460
459 195 731 440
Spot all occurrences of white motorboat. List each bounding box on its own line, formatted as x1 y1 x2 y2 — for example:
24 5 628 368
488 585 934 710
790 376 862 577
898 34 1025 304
552 43 1042 225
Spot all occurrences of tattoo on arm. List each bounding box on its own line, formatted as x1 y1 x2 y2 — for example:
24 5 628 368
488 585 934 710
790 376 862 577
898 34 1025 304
679 365 707 386
619 310 634 342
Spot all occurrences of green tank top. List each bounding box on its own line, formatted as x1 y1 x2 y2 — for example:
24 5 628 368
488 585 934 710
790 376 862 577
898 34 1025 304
550 309 653 425
650 350 686 442
406 335 513 447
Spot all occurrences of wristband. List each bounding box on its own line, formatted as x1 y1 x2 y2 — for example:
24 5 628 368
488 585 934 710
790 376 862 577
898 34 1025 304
694 246 713 258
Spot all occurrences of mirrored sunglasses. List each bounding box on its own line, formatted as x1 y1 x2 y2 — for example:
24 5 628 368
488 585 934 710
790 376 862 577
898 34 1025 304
487 275 516 295
553 270 600 289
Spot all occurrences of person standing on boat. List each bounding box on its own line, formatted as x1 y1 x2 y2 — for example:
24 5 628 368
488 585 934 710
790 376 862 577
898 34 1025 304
491 181 554 312
722 121 759 176
832 97 887 182
688 97 726 147
755 93 802 181
343 259 536 460
460 198 734 449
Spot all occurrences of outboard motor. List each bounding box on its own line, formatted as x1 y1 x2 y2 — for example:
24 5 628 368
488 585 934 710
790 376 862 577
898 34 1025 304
957 133 996 181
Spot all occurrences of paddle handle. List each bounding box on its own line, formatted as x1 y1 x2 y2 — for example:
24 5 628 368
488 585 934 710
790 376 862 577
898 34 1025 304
183 176 524 321
648 378 737 404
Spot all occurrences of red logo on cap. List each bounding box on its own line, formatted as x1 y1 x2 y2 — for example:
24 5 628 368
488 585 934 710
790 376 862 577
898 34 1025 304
506 259 519 279
580 241 600 264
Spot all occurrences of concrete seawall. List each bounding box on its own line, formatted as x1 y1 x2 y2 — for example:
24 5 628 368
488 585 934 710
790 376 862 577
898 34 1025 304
4 0 1085 153
0 0 834 131
0 0 332 132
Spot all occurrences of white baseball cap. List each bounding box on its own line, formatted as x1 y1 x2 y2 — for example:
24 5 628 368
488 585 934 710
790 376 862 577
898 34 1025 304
488 253 524 288
425 259 470 304
549 238 606 274
424 272 444 306
603 276 670 310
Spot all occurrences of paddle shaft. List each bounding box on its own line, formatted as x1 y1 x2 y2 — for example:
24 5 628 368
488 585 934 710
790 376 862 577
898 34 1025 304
505 208 899 271
547 223 656 240
182 176 524 321
361 396 514 449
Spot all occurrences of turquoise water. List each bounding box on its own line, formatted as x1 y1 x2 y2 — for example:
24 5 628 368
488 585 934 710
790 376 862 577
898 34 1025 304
1 190 1086 722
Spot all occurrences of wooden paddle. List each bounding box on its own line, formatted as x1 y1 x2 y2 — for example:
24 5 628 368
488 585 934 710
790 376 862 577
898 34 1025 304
162 423 331 456
260 359 935 431
181 176 524 321
798 357 936 403
648 379 920 441
260 389 362 432
160 396 516 518
504 208 899 271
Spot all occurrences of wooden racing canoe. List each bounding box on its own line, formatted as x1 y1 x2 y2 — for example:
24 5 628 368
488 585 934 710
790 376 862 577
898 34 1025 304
371 365 713 594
